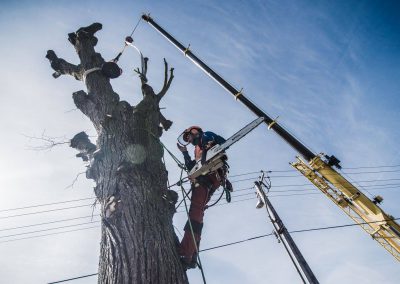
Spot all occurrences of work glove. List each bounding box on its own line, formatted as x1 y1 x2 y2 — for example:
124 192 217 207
177 143 187 152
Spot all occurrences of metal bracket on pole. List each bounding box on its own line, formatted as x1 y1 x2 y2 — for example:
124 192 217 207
184 44 191 56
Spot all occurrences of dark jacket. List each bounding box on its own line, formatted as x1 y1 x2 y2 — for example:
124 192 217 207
182 131 225 171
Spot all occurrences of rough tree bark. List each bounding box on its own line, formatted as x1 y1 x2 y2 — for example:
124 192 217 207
46 23 189 284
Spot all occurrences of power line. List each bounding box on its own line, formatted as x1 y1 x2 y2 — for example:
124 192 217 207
230 176 400 184
289 217 400 234
48 273 99 284
3 182 398 236
0 195 257 240
226 184 400 197
0 225 100 244
1 179 398 222
258 169 400 179
176 196 256 213
339 169 400 175
228 164 400 176
0 204 96 219
1 167 399 214
176 192 323 213
0 196 259 242
1 171 398 235
199 233 274 252
0 214 101 232
0 221 100 239
45 216 400 283
0 197 95 212
342 164 400 170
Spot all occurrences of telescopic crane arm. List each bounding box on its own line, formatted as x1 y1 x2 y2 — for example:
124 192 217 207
142 14 400 261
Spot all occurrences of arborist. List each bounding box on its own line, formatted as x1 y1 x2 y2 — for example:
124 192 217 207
176 126 233 269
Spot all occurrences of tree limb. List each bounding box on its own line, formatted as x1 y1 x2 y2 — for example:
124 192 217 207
46 50 82 80
72 90 98 122
157 58 174 101
65 171 86 189
69 23 102 45
134 57 149 86
70 131 96 161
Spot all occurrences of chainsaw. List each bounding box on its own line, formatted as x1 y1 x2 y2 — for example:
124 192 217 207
188 117 265 179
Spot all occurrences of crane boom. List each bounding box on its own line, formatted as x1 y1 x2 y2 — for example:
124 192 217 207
292 155 400 261
141 14 315 162
142 14 400 261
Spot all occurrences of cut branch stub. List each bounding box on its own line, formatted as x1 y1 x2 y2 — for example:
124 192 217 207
45 50 82 80
70 131 96 161
68 22 102 48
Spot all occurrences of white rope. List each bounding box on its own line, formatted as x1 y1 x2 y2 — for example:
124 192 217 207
82 67 102 83
126 42 145 73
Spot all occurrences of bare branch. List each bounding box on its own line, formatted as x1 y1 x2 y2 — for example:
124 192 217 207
162 58 168 89
91 199 99 220
64 171 86 189
142 57 148 81
157 58 174 101
24 132 70 151
46 50 82 80
64 108 78 114
134 57 149 86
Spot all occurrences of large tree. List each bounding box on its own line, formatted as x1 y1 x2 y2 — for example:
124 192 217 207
46 23 188 284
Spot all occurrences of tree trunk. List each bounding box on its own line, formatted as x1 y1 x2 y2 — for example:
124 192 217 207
46 23 188 284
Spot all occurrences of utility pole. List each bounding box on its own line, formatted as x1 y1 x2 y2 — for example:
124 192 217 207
254 173 319 284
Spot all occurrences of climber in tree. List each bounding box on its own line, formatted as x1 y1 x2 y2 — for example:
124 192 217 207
176 126 233 269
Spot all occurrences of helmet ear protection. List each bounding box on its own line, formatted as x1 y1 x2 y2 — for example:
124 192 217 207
177 126 202 146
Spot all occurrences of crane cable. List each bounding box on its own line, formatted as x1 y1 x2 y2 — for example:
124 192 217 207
112 16 143 64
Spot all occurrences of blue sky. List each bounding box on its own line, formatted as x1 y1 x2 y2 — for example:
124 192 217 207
0 0 399 283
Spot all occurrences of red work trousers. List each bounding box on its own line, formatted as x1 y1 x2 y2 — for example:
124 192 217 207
179 173 221 260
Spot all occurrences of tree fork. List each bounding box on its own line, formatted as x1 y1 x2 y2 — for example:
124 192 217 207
47 22 188 284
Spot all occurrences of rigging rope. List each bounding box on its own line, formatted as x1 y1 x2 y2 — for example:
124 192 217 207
179 169 207 284
134 127 209 279
112 16 143 63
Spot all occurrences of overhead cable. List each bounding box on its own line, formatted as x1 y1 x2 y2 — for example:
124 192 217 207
44 216 399 283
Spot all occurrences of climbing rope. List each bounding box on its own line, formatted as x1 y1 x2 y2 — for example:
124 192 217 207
157 138 187 170
128 127 227 281
179 169 207 284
